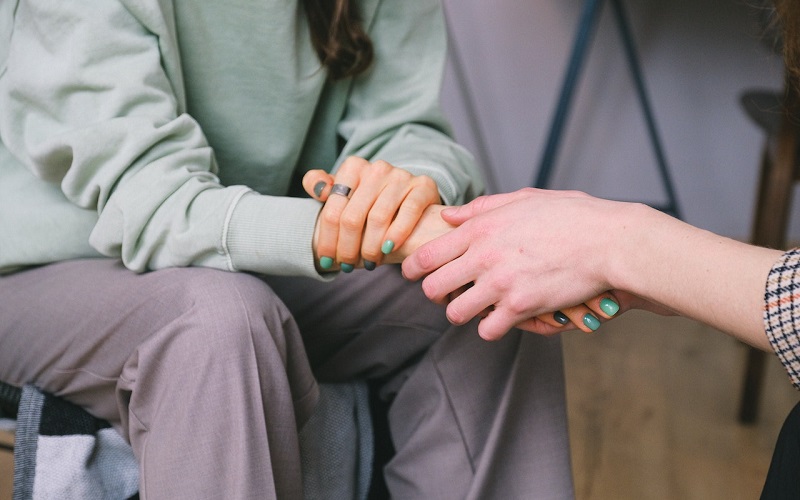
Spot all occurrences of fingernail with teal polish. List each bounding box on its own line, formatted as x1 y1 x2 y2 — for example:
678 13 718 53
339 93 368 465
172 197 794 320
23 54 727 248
319 256 334 270
381 240 395 255
600 298 620 317
313 181 326 198
364 260 376 271
583 313 601 331
340 263 354 273
553 311 569 325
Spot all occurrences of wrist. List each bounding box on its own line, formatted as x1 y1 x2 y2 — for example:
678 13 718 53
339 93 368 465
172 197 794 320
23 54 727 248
604 202 665 295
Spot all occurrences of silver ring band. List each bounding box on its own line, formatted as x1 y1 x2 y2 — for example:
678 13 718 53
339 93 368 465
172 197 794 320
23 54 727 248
330 183 352 198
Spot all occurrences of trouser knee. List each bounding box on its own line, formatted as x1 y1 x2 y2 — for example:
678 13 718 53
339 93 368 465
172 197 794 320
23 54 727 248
147 269 301 365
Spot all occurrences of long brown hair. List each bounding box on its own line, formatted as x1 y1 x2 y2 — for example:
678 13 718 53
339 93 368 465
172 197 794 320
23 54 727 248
303 0 374 80
775 0 800 80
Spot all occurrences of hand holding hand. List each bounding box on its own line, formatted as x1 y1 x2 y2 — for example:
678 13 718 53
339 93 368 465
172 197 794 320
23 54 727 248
402 188 645 340
303 156 440 271
514 290 673 336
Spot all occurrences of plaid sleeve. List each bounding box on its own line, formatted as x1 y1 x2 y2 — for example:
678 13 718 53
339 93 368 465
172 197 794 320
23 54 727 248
764 248 800 390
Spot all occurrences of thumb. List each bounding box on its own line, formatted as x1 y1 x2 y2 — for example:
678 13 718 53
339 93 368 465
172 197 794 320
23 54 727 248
441 190 531 224
302 170 335 201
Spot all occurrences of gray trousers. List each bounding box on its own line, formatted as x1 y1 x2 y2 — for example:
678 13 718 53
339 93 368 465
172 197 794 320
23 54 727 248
0 259 573 499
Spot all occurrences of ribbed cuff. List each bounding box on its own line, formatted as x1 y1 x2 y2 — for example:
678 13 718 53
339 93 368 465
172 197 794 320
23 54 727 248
225 193 332 280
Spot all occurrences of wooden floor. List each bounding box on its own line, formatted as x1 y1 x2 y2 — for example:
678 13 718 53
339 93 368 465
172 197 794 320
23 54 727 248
564 310 799 500
0 311 796 499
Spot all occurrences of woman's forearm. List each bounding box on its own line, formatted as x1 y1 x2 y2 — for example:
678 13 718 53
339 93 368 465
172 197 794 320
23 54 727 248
400 189 785 346
608 204 781 350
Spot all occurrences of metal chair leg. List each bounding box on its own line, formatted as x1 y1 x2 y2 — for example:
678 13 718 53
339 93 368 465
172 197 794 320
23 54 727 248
535 0 681 219
609 0 680 218
535 0 605 190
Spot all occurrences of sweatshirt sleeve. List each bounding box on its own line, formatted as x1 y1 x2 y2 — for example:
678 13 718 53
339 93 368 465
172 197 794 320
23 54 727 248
335 0 484 206
0 0 325 278
764 248 800 390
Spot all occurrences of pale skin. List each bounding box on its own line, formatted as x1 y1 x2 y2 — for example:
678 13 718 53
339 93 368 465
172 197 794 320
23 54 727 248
400 187 782 349
302 158 615 332
303 156 441 270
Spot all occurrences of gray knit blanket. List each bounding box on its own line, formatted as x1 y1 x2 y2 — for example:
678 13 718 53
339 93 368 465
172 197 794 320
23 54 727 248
13 385 139 500
9 382 373 500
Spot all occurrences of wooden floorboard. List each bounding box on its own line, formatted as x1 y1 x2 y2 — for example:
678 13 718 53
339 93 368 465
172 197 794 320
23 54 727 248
564 310 799 500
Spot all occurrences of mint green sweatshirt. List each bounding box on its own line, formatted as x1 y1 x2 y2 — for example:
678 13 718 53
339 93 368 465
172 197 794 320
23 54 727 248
0 0 482 278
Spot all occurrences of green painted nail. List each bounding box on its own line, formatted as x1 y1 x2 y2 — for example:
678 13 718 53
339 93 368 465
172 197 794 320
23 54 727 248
553 311 569 325
381 240 395 254
340 263 354 273
583 313 601 331
319 256 334 270
313 181 326 198
364 260 377 271
600 298 620 317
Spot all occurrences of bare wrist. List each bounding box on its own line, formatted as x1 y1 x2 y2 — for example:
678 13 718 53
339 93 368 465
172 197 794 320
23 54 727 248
604 202 663 295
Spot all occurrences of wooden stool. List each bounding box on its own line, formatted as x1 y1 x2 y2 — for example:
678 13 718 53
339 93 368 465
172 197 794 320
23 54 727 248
738 74 800 423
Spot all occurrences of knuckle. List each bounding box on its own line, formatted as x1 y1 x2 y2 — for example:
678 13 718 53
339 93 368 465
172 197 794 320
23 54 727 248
445 304 466 325
421 274 443 300
397 199 424 218
340 211 364 232
472 195 491 212
340 156 367 174
474 248 499 271
414 245 438 271
415 175 437 191
475 222 498 242
479 328 501 342
321 208 341 226
372 159 392 172
367 207 393 227
505 294 529 317
364 163 387 182
361 248 382 261
339 248 359 262
343 155 364 166
338 157 356 173
367 161 393 181
390 166 411 180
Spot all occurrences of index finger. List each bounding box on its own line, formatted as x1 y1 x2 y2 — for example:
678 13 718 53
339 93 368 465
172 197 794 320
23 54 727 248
401 224 470 281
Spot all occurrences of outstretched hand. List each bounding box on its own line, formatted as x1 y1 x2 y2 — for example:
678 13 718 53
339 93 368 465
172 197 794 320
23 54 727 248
401 188 670 340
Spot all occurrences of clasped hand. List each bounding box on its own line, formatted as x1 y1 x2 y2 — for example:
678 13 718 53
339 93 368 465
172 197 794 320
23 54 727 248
302 156 444 270
304 162 626 339
401 188 641 340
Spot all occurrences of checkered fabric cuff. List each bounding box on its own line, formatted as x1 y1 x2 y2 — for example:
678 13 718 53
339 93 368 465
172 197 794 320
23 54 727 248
765 248 800 390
